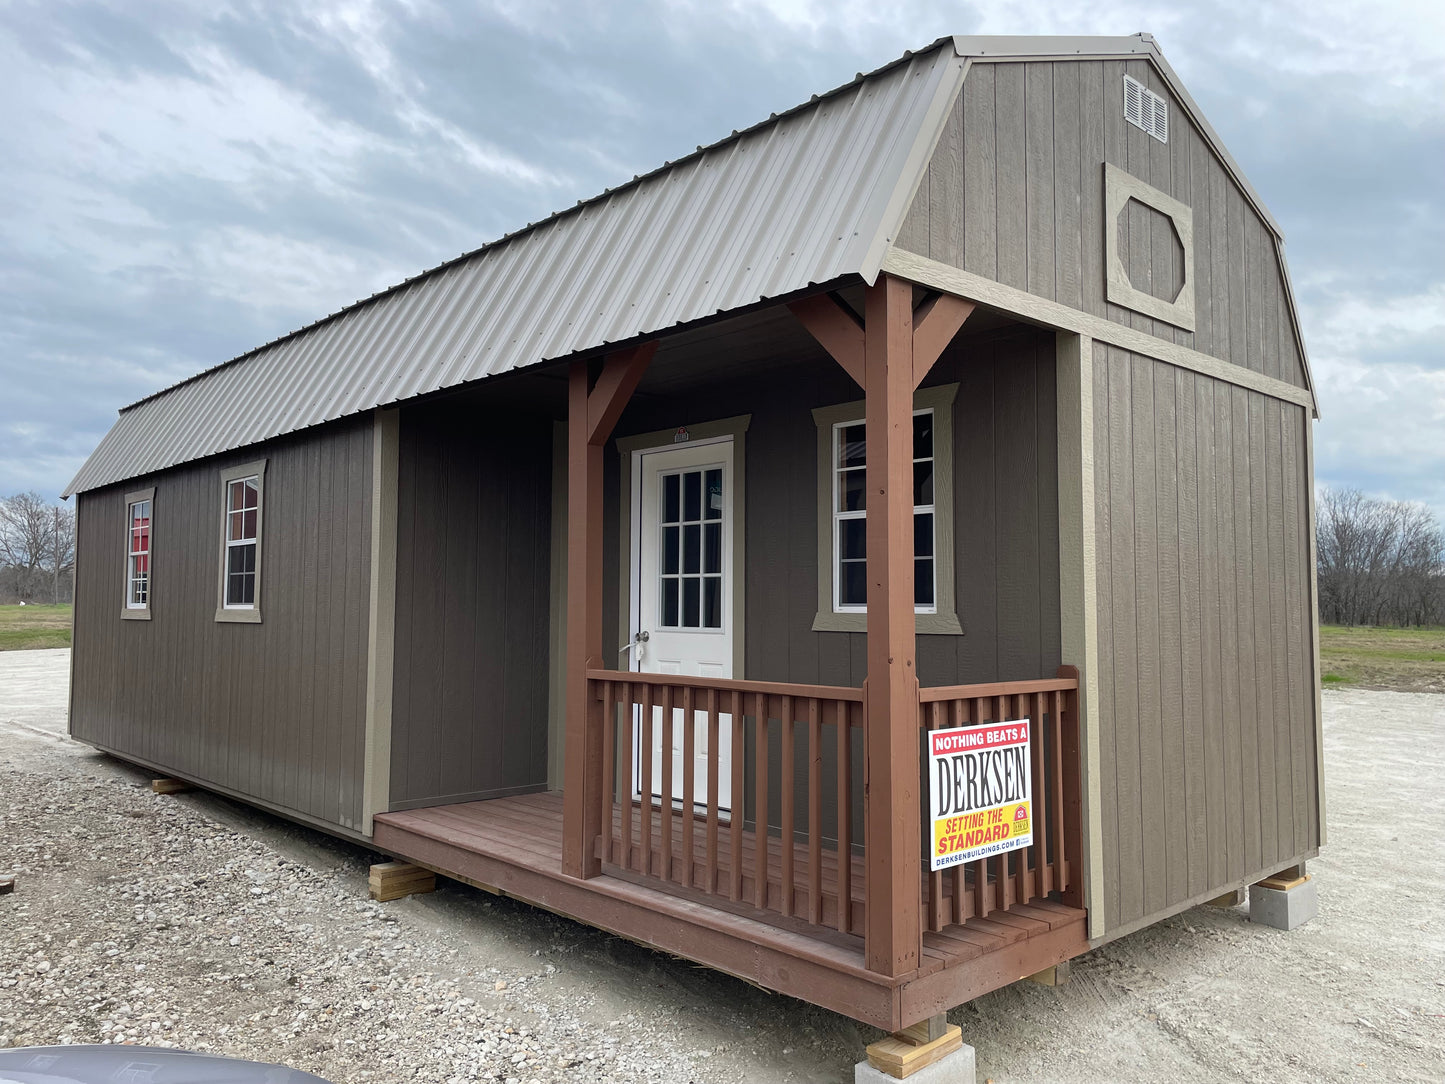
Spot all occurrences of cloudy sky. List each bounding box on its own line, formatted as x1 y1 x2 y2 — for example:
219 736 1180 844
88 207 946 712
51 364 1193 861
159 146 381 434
2 0 1441 518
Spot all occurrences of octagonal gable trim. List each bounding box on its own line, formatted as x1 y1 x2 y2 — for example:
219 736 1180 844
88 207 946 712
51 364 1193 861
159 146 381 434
1104 162 1196 332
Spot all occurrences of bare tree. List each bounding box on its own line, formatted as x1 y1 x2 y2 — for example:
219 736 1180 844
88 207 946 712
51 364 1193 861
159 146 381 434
0 493 75 604
1317 487 1445 627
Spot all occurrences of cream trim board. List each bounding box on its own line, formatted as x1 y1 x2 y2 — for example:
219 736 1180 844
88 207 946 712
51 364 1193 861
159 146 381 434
121 486 154 620
362 409 399 835
616 415 751 679
1055 333 1105 939
810 384 962 635
1104 163 1195 331
1305 416 1326 845
214 459 267 624
881 248 1316 413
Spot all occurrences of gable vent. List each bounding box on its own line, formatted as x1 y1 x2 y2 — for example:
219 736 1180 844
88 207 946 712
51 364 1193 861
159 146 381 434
1124 74 1168 143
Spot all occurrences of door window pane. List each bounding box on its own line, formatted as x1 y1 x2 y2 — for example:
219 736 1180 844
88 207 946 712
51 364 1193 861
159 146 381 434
657 464 725 630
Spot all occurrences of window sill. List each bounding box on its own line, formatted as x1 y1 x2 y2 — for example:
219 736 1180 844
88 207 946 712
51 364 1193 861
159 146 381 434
120 609 151 621
215 608 263 624
811 609 963 635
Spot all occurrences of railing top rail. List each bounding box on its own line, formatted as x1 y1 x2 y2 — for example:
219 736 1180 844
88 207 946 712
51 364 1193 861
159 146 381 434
587 668 865 702
919 676 1078 703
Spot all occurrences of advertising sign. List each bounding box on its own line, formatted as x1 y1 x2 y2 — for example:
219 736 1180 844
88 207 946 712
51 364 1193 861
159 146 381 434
927 721 1033 872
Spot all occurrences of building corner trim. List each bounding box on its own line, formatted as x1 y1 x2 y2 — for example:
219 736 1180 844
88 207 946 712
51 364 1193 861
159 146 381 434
362 407 400 836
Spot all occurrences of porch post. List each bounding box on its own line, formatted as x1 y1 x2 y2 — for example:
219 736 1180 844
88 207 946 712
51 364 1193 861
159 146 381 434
863 273 922 976
562 344 655 880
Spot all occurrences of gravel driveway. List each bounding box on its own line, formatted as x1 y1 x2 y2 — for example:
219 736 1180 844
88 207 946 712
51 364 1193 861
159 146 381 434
2 649 1441 1082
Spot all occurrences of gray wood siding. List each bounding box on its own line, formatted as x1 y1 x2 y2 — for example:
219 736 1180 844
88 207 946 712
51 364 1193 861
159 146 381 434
70 418 373 832
389 399 553 809
899 60 1308 389
606 325 1062 693
1091 343 1319 933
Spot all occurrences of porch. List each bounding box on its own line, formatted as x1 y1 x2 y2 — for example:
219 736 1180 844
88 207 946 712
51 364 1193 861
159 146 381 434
373 670 1086 1030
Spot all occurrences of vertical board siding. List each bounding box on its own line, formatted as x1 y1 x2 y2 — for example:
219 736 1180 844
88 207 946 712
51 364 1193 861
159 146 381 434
70 418 373 832
898 60 1308 390
1091 345 1319 932
389 399 553 809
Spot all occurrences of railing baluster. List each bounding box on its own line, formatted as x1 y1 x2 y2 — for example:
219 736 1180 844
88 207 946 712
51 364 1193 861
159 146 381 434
753 691 769 911
1031 690 1049 898
730 690 744 902
706 687 720 895
639 683 654 876
620 682 635 871
659 684 674 883
835 698 852 935
779 695 795 918
807 698 822 925
1052 688 1067 894
681 684 695 887
599 680 616 866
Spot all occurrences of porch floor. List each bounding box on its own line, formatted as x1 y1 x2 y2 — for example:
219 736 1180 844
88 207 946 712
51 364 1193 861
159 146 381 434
373 791 1086 1030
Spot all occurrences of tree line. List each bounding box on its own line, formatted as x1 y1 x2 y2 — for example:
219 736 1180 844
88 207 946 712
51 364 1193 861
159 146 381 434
1316 488 1444 628
0 492 76 605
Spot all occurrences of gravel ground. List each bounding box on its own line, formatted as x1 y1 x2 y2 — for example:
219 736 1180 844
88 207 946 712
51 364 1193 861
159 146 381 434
2 648 1442 1083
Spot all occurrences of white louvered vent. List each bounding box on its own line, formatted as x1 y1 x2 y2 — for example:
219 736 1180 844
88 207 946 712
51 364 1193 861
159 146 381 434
1123 74 1168 143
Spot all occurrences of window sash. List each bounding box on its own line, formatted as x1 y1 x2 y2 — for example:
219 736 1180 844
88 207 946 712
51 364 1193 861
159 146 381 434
222 474 259 609
126 499 151 609
830 411 937 614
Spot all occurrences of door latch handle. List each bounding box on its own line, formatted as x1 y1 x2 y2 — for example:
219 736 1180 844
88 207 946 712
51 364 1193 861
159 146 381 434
619 630 650 659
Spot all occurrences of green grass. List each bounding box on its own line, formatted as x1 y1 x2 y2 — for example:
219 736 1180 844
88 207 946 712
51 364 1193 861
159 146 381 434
1319 624 1445 692
0 604 73 650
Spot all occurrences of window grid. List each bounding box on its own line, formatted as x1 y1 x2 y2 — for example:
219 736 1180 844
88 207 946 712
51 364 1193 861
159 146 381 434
831 410 936 614
224 476 259 608
658 466 724 630
126 499 151 608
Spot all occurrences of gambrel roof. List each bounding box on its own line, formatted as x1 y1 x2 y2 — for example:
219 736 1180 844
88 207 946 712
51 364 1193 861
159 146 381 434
66 34 1310 495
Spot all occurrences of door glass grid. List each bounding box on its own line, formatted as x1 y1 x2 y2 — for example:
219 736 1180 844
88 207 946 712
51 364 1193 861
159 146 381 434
659 467 723 629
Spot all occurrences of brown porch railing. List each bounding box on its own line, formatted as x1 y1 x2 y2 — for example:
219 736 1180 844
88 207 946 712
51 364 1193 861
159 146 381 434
587 670 866 933
918 668 1084 931
585 667 1083 949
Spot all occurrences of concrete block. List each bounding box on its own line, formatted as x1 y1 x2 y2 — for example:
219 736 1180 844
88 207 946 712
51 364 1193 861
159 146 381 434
1249 875 1317 931
855 1042 975 1083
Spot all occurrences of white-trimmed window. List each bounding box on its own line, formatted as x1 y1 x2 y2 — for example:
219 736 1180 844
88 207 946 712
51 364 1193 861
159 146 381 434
812 384 961 634
121 487 154 620
216 460 266 623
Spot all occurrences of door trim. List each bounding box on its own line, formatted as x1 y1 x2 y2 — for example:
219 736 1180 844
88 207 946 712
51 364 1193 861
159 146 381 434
616 415 750 680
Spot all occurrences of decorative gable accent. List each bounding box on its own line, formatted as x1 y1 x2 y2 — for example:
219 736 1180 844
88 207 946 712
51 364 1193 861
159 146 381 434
1104 163 1195 330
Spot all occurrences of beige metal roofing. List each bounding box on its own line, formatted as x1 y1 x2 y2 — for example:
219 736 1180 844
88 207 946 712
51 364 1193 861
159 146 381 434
66 42 967 495
67 33 1308 494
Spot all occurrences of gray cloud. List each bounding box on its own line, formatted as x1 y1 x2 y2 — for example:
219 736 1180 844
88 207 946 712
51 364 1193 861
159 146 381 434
1 0 1441 528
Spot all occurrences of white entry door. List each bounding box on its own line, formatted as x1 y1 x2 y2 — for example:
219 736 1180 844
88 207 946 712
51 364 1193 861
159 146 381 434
631 438 734 813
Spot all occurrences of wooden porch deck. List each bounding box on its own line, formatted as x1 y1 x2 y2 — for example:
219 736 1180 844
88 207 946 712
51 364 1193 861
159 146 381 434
372 791 1087 1030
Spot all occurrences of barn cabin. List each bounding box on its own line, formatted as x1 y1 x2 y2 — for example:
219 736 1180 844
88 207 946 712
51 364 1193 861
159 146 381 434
66 34 1322 1043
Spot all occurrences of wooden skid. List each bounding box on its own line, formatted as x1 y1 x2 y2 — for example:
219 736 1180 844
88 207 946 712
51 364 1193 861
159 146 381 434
866 1022 964 1078
369 861 437 902
150 777 191 795
1256 873 1310 892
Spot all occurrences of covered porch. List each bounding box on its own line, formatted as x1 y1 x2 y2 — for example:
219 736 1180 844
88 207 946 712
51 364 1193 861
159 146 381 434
377 272 1089 1030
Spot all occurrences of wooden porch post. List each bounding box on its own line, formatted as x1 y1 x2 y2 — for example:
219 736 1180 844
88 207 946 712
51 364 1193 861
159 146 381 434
788 279 973 975
863 274 921 976
562 344 656 880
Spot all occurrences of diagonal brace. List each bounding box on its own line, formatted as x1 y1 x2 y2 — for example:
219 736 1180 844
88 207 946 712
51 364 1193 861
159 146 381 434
587 342 658 445
911 293 975 389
